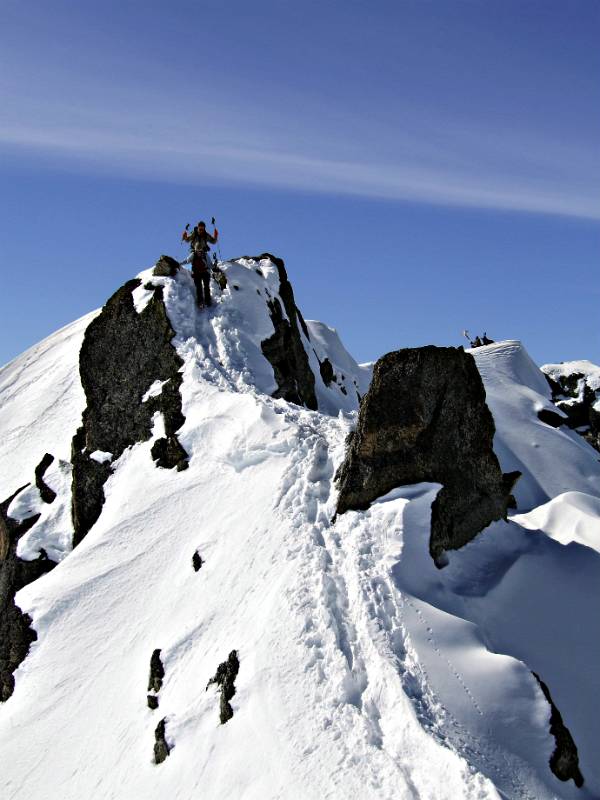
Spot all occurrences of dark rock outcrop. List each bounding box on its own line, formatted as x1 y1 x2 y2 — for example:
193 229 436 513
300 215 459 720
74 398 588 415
71 280 188 546
319 357 335 387
153 255 180 277
147 648 164 709
153 717 171 763
1 489 56 702
212 266 227 290
543 370 600 454
34 454 57 504
257 254 317 410
206 650 239 724
335 347 519 564
151 435 189 471
533 672 584 787
192 551 204 572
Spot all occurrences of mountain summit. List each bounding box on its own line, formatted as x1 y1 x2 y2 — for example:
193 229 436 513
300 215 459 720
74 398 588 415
1 254 599 800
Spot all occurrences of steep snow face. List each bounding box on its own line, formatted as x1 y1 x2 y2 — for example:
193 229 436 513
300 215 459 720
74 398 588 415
469 340 600 509
0 311 99 498
144 257 368 415
1 266 599 799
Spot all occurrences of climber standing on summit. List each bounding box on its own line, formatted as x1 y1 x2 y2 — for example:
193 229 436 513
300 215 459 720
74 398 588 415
181 220 219 308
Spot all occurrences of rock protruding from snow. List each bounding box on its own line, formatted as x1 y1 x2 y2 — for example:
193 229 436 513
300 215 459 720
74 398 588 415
533 672 584 788
335 346 518 562
152 255 180 278
0 488 55 701
206 650 239 724
258 254 318 409
34 454 57 504
153 718 171 764
542 359 600 453
71 279 188 546
147 648 164 710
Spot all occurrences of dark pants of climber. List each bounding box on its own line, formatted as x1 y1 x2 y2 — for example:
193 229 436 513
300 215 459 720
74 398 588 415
192 254 211 307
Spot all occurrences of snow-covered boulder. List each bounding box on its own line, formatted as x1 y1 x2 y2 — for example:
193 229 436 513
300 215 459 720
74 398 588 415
542 359 600 453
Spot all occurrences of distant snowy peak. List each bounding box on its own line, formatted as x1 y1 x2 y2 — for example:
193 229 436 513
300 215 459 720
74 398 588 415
469 340 600 510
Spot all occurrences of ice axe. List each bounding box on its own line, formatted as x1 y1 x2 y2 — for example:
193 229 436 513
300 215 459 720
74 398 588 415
211 216 223 261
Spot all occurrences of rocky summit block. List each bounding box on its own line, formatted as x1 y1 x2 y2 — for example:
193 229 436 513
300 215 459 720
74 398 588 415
335 346 519 564
152 255 180 277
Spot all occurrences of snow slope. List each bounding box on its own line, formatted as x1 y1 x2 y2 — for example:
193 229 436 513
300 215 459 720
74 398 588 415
0 310 98 498
1 261 599 799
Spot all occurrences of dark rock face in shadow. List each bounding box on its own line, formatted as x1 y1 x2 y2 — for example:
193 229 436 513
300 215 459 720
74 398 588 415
71 280 188 546
533 672 584 788
206 650 239 724
0 488 56 702
335 346 519 563
258 254 317 410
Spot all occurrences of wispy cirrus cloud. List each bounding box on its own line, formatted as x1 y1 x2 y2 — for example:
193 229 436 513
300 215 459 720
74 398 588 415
2 66 599 221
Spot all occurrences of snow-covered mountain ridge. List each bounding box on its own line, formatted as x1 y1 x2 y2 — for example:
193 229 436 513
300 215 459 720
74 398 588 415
1 255 599 800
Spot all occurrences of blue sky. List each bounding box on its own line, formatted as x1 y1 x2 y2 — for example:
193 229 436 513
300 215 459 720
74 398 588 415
1 0 598 367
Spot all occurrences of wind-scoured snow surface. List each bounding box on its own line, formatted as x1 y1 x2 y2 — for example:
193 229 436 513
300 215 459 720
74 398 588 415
1 260 599 799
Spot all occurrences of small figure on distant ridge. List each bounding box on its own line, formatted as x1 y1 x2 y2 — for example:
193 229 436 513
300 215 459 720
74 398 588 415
462 330 495 348
182 220 219 308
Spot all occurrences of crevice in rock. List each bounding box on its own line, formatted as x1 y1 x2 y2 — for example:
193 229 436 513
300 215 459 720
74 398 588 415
206 650 239 724
256 254 317 410
1 487 56 702
532 672 584 788
153 717 171 763
335 346 520 564
71 279 189 546
34 453 57 504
